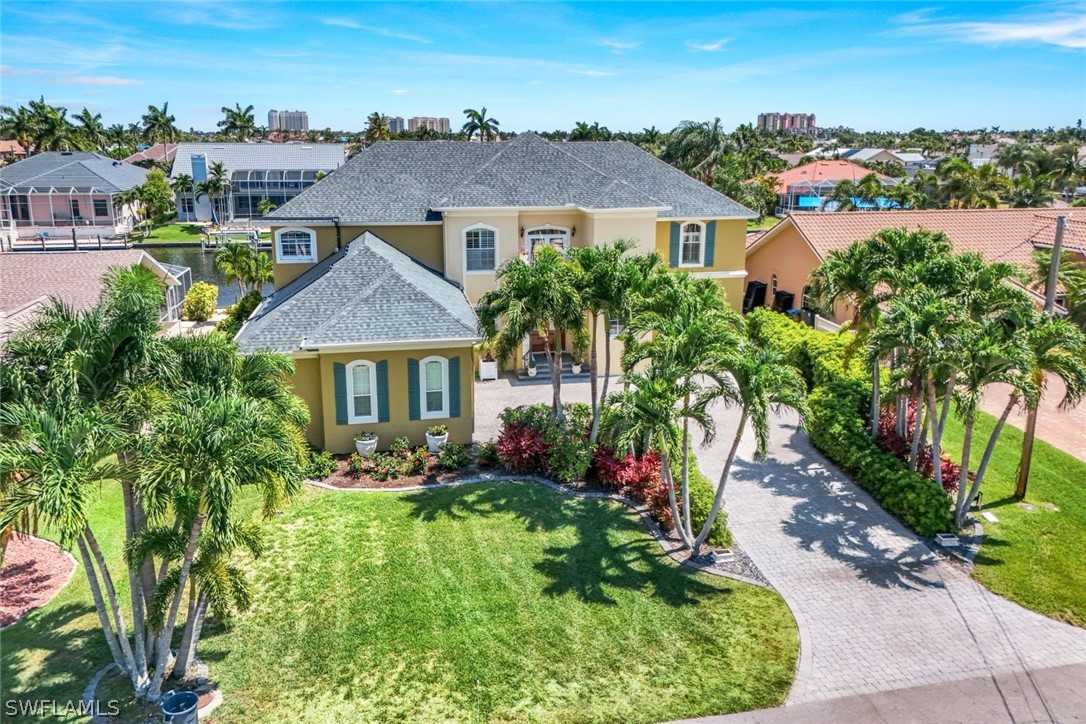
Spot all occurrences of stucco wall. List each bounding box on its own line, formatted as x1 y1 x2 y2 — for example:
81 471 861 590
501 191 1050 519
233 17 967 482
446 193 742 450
314 345 475 454
272 224 444 288
653 218 748 311
745 224 824 315
290 356 325 448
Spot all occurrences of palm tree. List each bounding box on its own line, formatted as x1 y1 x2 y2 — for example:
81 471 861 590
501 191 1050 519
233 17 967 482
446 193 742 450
663 118 733 185
937 159 1011 208
141 102 179 160
0 104 38 154
139 387 302 699
214 243 271 296
75 108 108 151
362 112 391 147
217 103 256 141
1008 173 1055 207
461 107 500 141
477 246 585 420
568 240 640 442
170 173 194 217
27 97 83 151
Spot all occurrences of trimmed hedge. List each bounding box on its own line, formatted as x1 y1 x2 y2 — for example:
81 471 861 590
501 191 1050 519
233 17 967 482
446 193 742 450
747 309 952 537
678 452 732 549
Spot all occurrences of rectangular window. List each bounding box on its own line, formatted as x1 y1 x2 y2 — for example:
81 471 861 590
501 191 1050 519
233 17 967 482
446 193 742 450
425 361 444 414
180 197 194 214
681 223 702 266
465 227 496 271
70 199 81 219
352 366 373 419
278 230 315 261
608 318 625 338
8 195 29 221
94 199 109 217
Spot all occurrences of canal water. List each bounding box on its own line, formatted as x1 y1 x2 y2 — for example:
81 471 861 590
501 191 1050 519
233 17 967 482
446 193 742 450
142 246 274 307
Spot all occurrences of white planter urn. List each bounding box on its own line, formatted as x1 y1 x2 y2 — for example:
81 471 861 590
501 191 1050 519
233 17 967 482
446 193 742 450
426 431 448 454
527 365 538 378
354 437 378 456
571 363 582 375
479 358 498 381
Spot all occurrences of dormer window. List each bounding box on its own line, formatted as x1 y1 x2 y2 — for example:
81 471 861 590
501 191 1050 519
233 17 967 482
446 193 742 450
275 227 316 263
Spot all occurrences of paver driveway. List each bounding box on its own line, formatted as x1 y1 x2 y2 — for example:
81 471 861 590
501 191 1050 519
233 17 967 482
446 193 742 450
475 376 1086 708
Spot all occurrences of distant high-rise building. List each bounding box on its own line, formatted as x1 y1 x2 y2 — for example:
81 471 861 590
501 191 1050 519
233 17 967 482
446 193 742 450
408 117 451 134
387 116 406 134
267 109 309 133
757 112 817 134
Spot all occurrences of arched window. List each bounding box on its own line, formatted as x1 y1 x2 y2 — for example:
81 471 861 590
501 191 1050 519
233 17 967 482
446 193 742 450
419 355 449 419
801 285 812 310
526 226 570 261
346 360 378 423
464 224 497 272
771 274 779 296
275 227 316 263
680 222 704 266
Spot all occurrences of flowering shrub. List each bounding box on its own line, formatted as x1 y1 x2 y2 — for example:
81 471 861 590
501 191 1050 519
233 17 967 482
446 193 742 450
876 400 967 493
497 403 594 483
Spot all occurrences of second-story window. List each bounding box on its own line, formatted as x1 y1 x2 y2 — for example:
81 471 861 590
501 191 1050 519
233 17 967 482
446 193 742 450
464 225 497 272
680 222 703 266
276 228 316 263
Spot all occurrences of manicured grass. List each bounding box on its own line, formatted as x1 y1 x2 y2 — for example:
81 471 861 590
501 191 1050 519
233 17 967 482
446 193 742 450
941 412 1086 628
134 222 205 244
747 217 781 231
2 482 797 723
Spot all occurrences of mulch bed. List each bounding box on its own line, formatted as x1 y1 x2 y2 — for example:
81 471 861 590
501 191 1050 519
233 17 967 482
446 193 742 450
317 455 489 489
1 534 76 628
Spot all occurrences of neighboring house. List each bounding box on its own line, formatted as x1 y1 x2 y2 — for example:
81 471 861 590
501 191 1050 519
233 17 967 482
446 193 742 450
249 132 754 452
840 148 902 165
169 142 346 222
0 249 191 342
124 143 178 167
763 160 894 214
0 140 28 162
891 151 930 176
745 208 1084 323
0 152 148 246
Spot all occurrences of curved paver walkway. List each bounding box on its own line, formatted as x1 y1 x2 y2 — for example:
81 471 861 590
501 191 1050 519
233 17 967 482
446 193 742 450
474 377 1086 710
698 409 1086 706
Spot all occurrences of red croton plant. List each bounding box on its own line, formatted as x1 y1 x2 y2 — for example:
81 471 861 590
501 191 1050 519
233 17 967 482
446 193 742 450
875 399 969 493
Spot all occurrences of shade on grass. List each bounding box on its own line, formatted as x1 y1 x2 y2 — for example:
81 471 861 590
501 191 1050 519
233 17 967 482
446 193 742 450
204 483 797 723
1 482 797 723
941 411 1086 628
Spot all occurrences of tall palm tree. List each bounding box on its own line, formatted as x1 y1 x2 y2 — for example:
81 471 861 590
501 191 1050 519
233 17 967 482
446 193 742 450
0 104 38 154
362 112 391 147
937 159 1011 208
75 108 108 151
477 246 585 419
141 102 179 160
217 103 256 141
139 387 302 699
663 117 733 185
461 107 500 141
27 97 83 151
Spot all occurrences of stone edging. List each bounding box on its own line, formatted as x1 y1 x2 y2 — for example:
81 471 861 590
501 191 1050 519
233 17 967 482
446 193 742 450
306 473 772 590
83 658 222 723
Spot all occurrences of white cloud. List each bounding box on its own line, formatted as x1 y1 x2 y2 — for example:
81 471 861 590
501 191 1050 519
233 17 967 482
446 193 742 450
321 18 432 44
685 38 731 52
390 89 409 94
62 75 143 87
569 68 618 77
599 39 639 54
896 13 1086 49
1 65 143 87
889 7 941 25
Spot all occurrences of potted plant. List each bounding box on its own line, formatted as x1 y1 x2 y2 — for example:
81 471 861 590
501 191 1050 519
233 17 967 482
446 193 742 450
571 359 583 375
426 424 448 453
477 344 498 381
354 431 378 456
526 356 538 378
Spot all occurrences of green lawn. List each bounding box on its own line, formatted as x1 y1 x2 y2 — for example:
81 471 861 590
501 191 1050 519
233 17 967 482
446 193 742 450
2 483 797 723
941 411 1086 628
133 222 205 244
747 217 781 231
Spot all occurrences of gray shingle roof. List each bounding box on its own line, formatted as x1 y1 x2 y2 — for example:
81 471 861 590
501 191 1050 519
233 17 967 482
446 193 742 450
169 142 346 178
235 231 479 353
0 152 148 193
267 133 754 223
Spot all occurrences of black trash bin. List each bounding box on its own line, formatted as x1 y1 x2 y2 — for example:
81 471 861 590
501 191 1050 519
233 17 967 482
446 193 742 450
160 690 199 724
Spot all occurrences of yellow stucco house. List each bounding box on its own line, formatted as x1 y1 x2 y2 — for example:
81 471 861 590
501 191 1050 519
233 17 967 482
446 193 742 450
238 133 754 453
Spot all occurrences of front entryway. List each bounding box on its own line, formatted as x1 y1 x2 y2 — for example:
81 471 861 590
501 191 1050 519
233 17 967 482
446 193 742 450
526 227 570 260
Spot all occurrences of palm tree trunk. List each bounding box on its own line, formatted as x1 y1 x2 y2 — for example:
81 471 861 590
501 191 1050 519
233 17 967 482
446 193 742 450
954 415 975 525
909 391 926 471
543 333 563 421
174 591 208 680
588 312 600 442
959 394 1018 524
1015 402 1039 500
76 534 127 672
659 451 693 548
681 405 692 537
926 381 944 489
148 512 204 700
693 410 749 558
172 581 200 679
84 527 141 686
870 357 880 440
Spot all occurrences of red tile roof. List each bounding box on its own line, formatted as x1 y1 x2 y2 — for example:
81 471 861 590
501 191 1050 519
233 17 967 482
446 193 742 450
0 250 157 340
124 143 178 165
754 209 1086 271
763 160 890 195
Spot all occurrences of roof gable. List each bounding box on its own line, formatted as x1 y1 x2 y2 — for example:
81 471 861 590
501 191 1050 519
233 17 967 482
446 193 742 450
0 152 148 193
169 142 346 178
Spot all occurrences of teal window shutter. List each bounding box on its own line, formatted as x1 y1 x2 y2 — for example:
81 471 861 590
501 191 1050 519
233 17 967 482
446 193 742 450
407 358 420 421
704 221 716 267
669 222 680 267
448 356 461 418
376 360 390 423
333 363 348 425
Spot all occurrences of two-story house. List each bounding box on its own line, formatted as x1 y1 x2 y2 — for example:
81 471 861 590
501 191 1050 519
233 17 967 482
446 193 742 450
236 133 754 453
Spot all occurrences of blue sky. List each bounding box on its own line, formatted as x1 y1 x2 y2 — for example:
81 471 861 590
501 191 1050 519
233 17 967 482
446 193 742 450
2 1 1084 133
